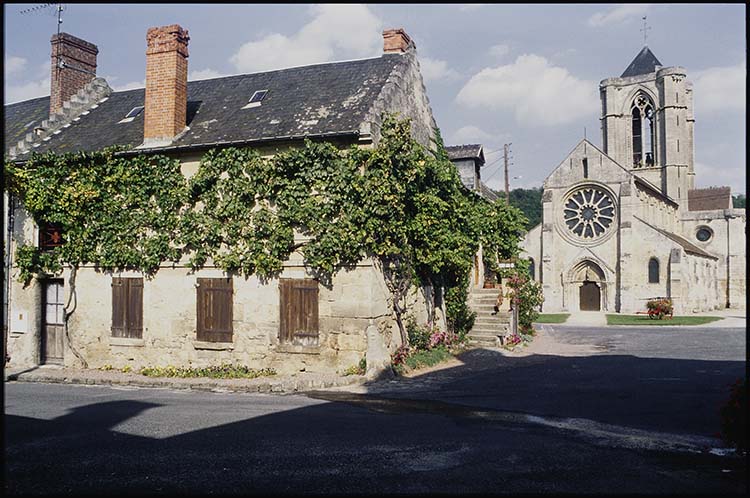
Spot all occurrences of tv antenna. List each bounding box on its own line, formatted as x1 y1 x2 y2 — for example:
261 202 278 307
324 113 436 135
20 3 65 36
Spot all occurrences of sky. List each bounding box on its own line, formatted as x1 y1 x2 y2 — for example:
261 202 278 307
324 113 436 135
4 3 746 195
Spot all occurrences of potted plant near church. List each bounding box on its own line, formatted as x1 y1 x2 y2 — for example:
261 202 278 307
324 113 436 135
646 298 674 320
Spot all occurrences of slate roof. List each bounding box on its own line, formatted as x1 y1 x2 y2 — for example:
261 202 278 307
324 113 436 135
446 144 484 164
621 46 662 78
634 216 717 260
5 54 404 157
687 187 732 211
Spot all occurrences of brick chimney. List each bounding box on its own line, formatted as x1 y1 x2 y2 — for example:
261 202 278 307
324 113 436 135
382 28 414 54
50 33 98 117
143 24 189 145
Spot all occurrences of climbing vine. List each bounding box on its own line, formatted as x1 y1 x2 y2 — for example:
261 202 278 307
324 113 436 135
5 115 529 349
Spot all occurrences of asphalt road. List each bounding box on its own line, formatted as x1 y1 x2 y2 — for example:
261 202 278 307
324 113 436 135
5 325 747 494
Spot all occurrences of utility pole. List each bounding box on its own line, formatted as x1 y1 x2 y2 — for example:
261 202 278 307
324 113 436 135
503 143 511 204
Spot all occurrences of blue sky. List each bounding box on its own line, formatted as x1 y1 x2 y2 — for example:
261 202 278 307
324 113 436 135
4 3 746 195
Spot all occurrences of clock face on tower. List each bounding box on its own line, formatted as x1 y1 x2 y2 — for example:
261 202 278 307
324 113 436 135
562 186 616 240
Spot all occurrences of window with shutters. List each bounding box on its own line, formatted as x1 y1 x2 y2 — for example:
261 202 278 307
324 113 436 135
39 222 64 251
279 279 319 346
111 277 143 338
196 278 233 343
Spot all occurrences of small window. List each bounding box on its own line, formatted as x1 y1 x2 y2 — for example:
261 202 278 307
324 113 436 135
696 227 712 242
582 158 588 178
196 277 233 343
279 279 319 346
39 222 64 251
528 258 535 281
118 106 144 124
648 258 659 284
112 277 143 339
242 90 268 109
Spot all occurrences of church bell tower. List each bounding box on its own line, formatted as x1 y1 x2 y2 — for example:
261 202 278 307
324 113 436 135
599 46 695 203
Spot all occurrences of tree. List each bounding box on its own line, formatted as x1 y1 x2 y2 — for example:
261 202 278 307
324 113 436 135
733 194 746 209
494 187 543 230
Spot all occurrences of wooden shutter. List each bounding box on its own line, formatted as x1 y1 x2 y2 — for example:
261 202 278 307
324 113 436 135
127 278 143 338
112 277 143 338
279 279 319 344
196 278 233 343
112 278 127 338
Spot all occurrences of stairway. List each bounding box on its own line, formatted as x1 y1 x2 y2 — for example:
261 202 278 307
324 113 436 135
467 288 511 348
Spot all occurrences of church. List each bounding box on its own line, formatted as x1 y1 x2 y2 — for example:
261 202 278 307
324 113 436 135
521 46 745 315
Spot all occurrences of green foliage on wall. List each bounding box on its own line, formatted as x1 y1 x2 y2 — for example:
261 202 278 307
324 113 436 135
5 115 528 345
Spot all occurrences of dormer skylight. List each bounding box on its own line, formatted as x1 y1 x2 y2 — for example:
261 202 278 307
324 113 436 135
242 90 268 109
118 106 144 124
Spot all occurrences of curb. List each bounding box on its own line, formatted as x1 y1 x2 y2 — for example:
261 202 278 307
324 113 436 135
4 369 369 394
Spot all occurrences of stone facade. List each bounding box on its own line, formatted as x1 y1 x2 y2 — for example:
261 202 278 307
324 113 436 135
5 26 440 375
522 47 745 315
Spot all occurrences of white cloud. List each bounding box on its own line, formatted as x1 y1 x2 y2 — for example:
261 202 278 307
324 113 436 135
4 77 49 104
189 68 229 81
230 4 382 73
5 56 27 76
419 57 459 82
692 61 746 115
459 4 484 12
588 4 649 27
451 125 495 144
488 44 510 58
456 54 599 126
113 80 146 91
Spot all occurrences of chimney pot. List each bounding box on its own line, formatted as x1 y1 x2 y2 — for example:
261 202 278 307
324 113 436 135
383 28 414 54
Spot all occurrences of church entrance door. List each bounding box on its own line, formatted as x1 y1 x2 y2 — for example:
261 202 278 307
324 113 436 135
579 281 600 311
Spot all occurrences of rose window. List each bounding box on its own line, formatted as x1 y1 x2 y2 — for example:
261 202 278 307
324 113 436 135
563 187 615 239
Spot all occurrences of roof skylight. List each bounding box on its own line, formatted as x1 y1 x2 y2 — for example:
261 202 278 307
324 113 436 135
242 90 268 109
118 106 144 123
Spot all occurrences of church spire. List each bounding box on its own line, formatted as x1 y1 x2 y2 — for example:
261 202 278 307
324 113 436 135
621 46 662 78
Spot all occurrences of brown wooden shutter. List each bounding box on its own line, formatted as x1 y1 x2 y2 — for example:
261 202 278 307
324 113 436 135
196 277 233 342
279 279 319 344
112 277 143 338
127 278 143 338
111 277 127 338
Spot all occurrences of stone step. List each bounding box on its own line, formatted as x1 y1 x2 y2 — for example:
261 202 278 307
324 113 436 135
471 287 504 294
468 338 499 347
471 304 510 313
471 329 508 337
474 319 510 327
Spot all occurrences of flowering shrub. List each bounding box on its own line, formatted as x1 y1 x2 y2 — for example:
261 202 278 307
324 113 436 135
503 268 544 334
505 334 522 347
391 345 412 367
646 298 673 319
428 329 455 349
720 377 747 450
406 319 433 351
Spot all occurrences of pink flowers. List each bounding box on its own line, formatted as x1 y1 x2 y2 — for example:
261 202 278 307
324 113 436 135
428 329 456 349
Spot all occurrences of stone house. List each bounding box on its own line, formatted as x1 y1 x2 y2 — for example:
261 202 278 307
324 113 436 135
4 25 442 375
521 46 746 314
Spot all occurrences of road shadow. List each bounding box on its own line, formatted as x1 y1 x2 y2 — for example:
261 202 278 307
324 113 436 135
4 349 746 494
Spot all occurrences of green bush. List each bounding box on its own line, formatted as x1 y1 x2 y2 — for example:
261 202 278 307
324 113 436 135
139 363 276 379
406 318 432 351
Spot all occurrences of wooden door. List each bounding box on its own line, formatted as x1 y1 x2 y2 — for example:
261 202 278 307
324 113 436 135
579 281 601 311
42 279 65 364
